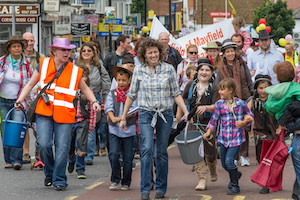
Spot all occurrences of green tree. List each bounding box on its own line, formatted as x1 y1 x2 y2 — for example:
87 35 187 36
131 0 147 25
253 0 295 45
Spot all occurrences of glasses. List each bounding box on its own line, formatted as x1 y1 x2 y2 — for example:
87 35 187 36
82 49 93 53
189 52 198 55
57 48 70 52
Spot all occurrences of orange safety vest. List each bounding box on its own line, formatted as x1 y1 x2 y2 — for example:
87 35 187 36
35 57 83 123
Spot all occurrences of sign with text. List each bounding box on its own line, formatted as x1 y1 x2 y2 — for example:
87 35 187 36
209 11 231 18
122 25 134 36
54 5 71 35
0 4 40 16
71 23 91 36
44 0 59 12
99 18 122 37
0 16 37 24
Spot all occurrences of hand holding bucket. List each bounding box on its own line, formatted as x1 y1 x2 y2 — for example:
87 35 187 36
2 107 29 148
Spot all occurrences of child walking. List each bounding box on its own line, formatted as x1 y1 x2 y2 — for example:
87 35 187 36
106 66 138 190
250 74 278 194
203 78 253 195
68 67 97 179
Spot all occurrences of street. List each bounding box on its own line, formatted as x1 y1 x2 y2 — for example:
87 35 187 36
0 128 296 200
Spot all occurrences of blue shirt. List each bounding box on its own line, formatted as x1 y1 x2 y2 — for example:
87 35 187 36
105 90 138 138
247 48 284 85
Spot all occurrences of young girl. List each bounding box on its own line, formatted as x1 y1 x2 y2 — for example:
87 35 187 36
178 60 216 190
250 74 277 194
204 78 253 195
232 16 253 54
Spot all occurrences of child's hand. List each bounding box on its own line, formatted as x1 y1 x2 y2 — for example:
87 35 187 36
203 129 211 140
112 116 121 123
235 120 246 128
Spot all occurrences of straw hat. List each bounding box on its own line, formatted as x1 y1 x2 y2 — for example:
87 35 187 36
2 35 28 55
112 66 133 78
202 42 221 51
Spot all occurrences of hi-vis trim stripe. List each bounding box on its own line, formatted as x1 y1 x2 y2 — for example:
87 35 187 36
55 87 76 96
40 58 50 86
48 95 54 101
41 83 56 90
53 100 74 109
69 65 79 91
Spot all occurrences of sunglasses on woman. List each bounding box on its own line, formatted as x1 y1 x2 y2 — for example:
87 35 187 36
81 49 93 53
189 52 198 55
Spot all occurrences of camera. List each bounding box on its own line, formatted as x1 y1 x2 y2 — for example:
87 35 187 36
41 93 50 105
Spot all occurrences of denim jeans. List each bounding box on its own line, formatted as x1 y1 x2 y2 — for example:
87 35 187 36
108 133 134 186
35 114 73 187
219 143 240 170
69 122 87 172
86 94 102 161
95 110 107 150
138 109 173 195
291 136 300 199
0 97 24 166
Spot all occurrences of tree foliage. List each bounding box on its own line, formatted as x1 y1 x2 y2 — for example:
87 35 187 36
131 0 147 25
253 0 295 44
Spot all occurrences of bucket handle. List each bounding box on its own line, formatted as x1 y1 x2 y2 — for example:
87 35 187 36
4 107 28 125
183 121 190 145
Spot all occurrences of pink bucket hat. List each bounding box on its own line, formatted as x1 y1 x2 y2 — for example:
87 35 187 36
47 38 76 49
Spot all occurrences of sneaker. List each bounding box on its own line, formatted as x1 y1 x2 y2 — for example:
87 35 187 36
234 160 239 166
55 185 66 191
155 191 165 199
23 154 31 164
77 170 87 179
109 182 119 190
121 185 130 191
100 148 107 156
67 162 75 173
240 156 250 166
86 160 93 165
259 187 270 194
141 193 150 200
44 177 52 186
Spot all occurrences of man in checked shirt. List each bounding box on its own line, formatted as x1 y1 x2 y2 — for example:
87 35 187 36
67 67 97 179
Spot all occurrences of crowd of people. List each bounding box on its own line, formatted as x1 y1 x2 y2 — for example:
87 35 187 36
0 15 300 200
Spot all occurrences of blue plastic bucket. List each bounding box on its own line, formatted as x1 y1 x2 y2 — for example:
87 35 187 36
2 108 28 148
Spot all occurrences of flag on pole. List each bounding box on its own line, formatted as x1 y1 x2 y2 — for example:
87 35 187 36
228 0 237 15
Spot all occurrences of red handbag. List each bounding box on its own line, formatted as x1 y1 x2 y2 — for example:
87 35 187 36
250 130 289 192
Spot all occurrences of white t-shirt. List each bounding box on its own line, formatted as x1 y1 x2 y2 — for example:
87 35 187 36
0 65 21 99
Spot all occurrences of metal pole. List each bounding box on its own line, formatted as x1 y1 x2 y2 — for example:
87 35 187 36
109 0 112 52
169 0 172 31
225 0 227 19
201 0 203 28
12 6 15 35
144 0 147 26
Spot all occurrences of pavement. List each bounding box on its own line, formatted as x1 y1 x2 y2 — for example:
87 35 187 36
73 139 295 200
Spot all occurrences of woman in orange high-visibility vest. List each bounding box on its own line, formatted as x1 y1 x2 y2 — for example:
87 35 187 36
15 38 101 191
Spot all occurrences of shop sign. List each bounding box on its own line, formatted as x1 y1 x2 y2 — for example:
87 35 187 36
54 5 71 35
0 4 40 16
126 16 137 26
0 16 37 23
99 18 122 37
44 0 60 12
82 0 95 4
45 13 59 21
122 25 134 36
71 23 91 36
209 11 231 18
105 7 116 20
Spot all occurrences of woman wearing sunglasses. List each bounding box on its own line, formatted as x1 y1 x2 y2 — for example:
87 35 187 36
177 44 199 92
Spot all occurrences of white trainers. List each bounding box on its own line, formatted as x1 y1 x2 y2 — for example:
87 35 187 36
109 182 119 190
240 156 250 166
234 160 239 166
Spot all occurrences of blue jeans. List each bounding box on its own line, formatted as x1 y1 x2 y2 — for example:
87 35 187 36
219 143 240 170
0 97 24 166
291 136 300 199
35 114 73 187
108 133 134 186
86 94 102 161
95 110 107 150
138 109 173 195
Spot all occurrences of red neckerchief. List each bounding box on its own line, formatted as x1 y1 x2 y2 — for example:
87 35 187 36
116 85 130 103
